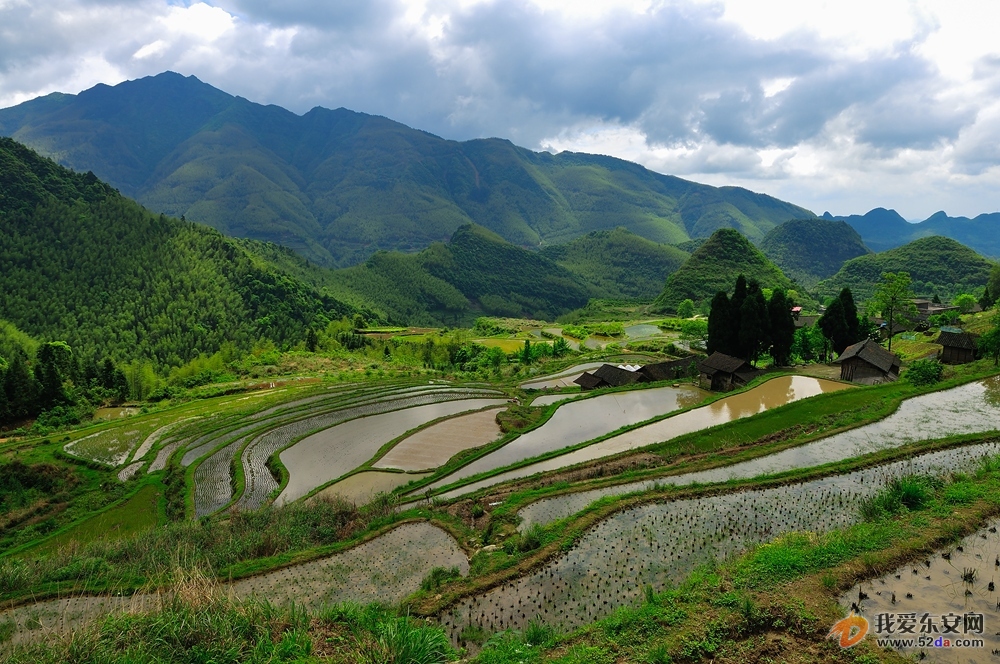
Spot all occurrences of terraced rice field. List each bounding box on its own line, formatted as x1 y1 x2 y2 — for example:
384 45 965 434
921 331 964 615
276 397 508 505
432 376 846 499
843 518 1000 661
232 522 468 609
439 443 1000 643
309 471 431 505
64 416 170 466
373 408 504 471
519 362 604 389
1 522 466 645
425 384 709 494
518 377 1000 528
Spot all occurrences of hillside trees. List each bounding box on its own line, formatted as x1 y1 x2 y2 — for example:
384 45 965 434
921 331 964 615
869 272 917 354
818 288 862 355
706 275 795 366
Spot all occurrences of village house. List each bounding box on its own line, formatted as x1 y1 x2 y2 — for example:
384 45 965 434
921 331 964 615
697 352 760 391
835 338 901 384
936 330 978 364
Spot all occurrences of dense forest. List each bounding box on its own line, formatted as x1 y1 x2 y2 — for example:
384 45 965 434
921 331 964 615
652 228 796 313
816 235 994 301
540 227 690 300
0 138 359 369
759 218 871 288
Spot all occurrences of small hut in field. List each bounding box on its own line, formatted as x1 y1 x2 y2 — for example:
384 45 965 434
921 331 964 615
573 364 644 390
936 331 978 364
835 339 900 384
697 353 759 391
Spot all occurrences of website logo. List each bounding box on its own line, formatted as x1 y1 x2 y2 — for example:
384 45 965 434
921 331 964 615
829 612 869 648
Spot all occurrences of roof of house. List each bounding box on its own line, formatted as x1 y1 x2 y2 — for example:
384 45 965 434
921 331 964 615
937 330 978 350
592 363 645 387
698 352 753 375
573 372 604 389
836 338 900 373
639 358 699 382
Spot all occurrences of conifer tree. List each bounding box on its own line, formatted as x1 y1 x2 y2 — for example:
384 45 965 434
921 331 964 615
768 289 795 366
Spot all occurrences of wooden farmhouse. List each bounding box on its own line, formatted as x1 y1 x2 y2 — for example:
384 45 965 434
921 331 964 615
936 331 978 364
697 352 760 391
572 358 701 391
835 338 900 384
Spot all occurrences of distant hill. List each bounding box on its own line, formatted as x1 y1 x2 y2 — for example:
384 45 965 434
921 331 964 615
652 228 794 312
263 224 593 326
539 228 689 300
816 236 995 302
0 72 815 267
760 218 871 288
0 138 357 366
824 208 1000 257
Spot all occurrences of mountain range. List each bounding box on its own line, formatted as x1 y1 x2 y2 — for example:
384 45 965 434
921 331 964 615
0 72 812 268
823 208 1000 257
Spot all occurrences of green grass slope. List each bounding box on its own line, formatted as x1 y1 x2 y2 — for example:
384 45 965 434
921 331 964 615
760 218 871 288
0 138 356 366
0 72 815 267
540 227 689 300
816 235 995 301
652 228 794 312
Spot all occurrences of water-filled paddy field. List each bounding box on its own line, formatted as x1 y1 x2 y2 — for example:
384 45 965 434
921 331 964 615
310 471 431 504
518 377 1000 528
434 375 848 500
439 442 1000 643
277 397 508 504
842 517 1000 662
374 407 504 471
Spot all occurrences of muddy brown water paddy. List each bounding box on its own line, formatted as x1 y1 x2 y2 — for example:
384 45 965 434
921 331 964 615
433 376 846 500
277 398 508 505
439 442 1000 646
424 384 710 494
373 408 505 471
310 471 431 505
518 378 1000 528
842 518 1000 662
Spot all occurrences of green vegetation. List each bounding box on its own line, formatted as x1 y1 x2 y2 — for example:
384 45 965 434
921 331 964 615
905 358 943 385
868 271 918 354
706 275 795 366
540 227 689 300
0 73 814 268
0 138 357 370
759 218 871 288
653 228 796 312
817 235 994 302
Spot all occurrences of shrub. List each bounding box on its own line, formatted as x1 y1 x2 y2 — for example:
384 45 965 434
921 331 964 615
859 476 934 521
906 359 943 386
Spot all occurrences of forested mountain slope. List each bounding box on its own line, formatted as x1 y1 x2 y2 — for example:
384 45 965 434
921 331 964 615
652 228 794 312
759 218 871 288
0 72 815 267
540 227 689 300
0 138 357 366
816 236 994 301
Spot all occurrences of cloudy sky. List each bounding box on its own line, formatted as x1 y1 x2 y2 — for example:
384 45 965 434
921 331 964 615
1 0 998 219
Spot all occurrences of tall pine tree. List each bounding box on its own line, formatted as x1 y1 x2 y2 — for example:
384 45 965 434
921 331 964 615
707 291 734 355
768 289 795 366
739 281 769 366
839 288 861 347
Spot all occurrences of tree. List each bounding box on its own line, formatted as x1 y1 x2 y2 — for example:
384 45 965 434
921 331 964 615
4 353 38 420
707 291 734 355
818 298 851 356
739 285 769 366
989 264 1000 305
677 299 695 319
552 337 570 357
953 293 977 314
768 289 795 366
869 272 917 354
305 328 318 353
34 341 74 410
520 339 532 365
838 288 861 347
980 308 1000 366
